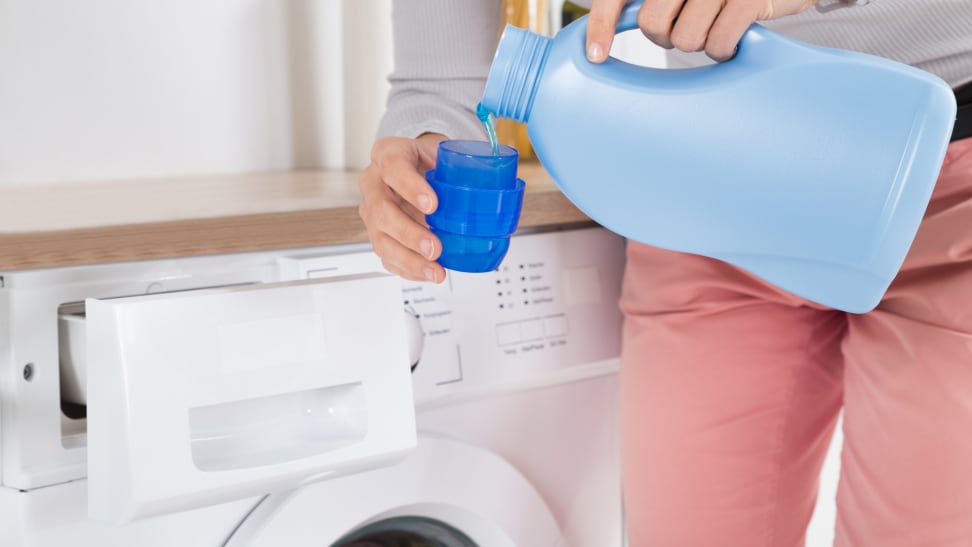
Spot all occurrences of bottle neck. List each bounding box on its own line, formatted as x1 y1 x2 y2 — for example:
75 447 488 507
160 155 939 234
482 25 552 124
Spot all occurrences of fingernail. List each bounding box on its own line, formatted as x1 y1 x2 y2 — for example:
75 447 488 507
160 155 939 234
419 238 433 259
423 266 436 282
587 42 604 62
417 194 432 213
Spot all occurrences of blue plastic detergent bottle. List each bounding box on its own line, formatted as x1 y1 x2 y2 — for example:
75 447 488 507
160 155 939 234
480 1 956 313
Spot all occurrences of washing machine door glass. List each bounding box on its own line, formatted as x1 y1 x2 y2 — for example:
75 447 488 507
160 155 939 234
333 516 477 547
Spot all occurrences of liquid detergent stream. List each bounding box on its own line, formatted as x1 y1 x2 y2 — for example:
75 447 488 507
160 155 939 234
477 102 499 156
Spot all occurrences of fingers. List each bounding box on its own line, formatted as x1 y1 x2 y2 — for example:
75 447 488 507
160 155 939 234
636 0 685 50
707 1 760 61
371 229 446 284
358 138 446 284
669 0 723 53
381 154 438 215
359 170 444 283
623 0 763 62
586 0 627 63
371 138 438 215
415 132 447 170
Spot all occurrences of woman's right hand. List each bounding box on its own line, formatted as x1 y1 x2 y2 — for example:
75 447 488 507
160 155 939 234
358 133 448 284
586 0 819 62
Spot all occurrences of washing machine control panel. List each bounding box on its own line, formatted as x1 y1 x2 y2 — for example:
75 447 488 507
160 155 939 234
402 227 625 405
278 226 625 406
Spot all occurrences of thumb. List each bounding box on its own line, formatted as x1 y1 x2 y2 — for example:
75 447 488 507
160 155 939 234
416 132 447 170
586 0 626 63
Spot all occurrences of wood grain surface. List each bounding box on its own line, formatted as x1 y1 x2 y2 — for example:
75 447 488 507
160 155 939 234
0 164 591 271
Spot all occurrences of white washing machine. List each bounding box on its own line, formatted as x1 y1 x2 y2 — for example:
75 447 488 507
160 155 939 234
0 226 626 546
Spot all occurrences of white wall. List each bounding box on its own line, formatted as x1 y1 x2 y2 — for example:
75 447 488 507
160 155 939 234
0 0 391 186
610 28 668 68
806 420 842 546
287 0 393 170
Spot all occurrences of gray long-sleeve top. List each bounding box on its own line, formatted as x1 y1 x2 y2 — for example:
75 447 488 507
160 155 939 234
378 0 972 141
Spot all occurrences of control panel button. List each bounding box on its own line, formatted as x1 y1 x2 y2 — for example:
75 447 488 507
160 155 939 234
544 315 568 338
521 319 544 341
496 322 522 346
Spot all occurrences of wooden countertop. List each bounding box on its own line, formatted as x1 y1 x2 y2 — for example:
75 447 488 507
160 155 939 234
0 163 591 271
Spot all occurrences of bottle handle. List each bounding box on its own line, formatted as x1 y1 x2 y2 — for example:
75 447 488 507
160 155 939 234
611 1 645 34
611 1 794 64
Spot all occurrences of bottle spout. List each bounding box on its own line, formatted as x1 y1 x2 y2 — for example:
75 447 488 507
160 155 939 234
482 24 552 124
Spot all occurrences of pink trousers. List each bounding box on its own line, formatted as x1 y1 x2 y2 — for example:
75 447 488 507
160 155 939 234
619 138 972 547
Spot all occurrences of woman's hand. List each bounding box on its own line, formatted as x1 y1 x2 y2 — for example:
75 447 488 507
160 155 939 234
585 0 818 62
358 133 448 283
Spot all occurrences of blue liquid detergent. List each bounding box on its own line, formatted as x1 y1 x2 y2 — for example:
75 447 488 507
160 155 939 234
477 102 500 156
479 1 956 313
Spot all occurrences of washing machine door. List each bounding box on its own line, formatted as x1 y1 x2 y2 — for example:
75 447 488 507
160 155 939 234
224 435 567 547
84 273 417 523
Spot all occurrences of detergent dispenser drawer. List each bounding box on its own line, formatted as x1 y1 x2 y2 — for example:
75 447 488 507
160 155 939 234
84 274 415 523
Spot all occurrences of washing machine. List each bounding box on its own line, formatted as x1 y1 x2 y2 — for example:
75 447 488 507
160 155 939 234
0 225 626 546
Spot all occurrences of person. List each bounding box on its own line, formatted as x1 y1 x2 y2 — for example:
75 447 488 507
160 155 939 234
357 1 972 545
